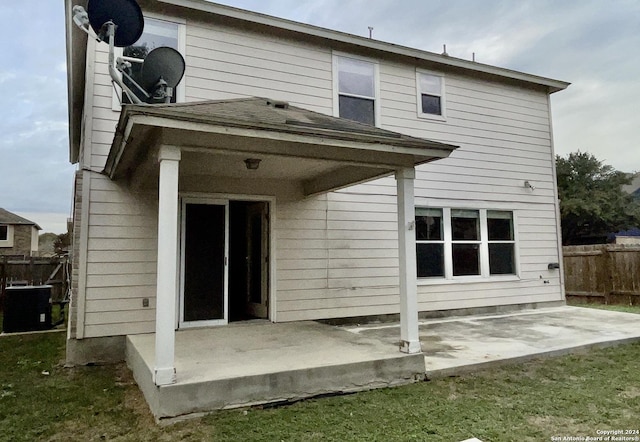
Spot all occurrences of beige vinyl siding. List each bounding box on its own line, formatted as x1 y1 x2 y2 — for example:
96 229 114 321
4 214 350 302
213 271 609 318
276 190 402 322
276 61 562 321
88 44 119 172
86 18 335 173
275 195 328 305
82 176 158 338
276 194 401 320
184 19 333 113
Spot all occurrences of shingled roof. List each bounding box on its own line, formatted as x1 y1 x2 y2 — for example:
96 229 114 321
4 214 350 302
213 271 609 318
0 208 41 230
115 97 457 152
105 97 458 195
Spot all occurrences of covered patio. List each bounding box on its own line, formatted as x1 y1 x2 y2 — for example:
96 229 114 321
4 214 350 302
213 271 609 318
104 97 457 388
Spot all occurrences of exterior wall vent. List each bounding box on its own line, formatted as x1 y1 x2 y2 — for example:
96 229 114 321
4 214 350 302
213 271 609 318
267 100 289 109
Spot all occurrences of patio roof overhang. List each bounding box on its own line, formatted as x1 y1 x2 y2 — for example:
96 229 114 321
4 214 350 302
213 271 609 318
100 98 457 384
104 98 457 197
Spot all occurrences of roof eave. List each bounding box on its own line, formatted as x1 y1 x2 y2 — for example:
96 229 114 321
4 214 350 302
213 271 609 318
65 0 88 164
105 105 457 179
122 104 457 149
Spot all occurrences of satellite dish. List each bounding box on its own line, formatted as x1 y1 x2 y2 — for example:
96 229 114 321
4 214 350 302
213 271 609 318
140 47 186 92
73 0 185 104
87 0 144 47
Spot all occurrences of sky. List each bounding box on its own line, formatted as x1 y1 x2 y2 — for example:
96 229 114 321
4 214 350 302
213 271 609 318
0 0 638 233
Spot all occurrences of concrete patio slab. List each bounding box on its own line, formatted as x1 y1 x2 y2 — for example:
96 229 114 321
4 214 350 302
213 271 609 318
126 320 425 420
126 306 640 421
346 306 640 378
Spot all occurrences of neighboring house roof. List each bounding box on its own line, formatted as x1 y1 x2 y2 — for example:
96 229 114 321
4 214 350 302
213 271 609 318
65 0 570 164
0 208 41 230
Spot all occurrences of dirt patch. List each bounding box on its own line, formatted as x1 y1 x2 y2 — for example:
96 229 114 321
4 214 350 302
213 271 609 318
117 364 211 440
619 386 640 399
527 415 584 434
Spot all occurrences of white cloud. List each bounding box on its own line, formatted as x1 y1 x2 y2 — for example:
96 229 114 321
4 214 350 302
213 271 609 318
0 71 17 83
16 212 71 234
450 26 548 66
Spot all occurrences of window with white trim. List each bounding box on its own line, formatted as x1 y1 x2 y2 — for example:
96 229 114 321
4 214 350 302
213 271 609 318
416 208 516 280
113 17 184 108
335 55 378 125
487 210 516 275
417 71 445 119
415 208 444 277
122 18 180 103
0 225 13 248
451 209 481 276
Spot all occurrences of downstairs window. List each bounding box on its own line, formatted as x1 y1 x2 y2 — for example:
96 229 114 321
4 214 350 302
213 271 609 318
416 208 517 280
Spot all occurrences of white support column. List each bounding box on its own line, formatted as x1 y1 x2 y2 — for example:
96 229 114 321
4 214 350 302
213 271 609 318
153 145 181 385
396 167 421 354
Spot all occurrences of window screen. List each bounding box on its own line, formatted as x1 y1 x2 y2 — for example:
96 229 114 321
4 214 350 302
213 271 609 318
416 208 444 277
451 210 480 276
418 73 443 116
488 211 515 275
337 56 376 125
122 18 180 104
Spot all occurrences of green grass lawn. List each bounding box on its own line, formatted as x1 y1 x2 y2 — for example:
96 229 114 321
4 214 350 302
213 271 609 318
1 327 639 441
567 301 640 315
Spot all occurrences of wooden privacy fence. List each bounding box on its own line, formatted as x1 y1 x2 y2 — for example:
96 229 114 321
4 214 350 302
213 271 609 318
563 244 640 305
0 255 70 310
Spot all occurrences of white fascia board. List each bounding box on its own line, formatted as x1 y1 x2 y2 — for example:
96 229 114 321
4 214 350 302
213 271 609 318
129 114 453 159
65 0 89 164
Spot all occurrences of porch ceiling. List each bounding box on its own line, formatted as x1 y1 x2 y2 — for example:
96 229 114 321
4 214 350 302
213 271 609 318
104 98 457 196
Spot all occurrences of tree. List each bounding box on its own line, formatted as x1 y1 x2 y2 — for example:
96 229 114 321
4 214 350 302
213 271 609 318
38 232 58 255
556 151 640 245
53 232 71 256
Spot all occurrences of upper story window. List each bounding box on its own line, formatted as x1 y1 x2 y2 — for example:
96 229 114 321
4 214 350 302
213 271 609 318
416 208 517 281
0 225 8 241
122 18 180 104
113 17 185 108
417 71 446 120
334 55 379 126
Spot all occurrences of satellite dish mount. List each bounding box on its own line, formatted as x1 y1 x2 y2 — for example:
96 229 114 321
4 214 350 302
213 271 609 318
71 0 185 105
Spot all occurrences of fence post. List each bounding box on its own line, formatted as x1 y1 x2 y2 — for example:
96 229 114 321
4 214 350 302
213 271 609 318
29 256 35 286
0 255 6 311
602 246 613 304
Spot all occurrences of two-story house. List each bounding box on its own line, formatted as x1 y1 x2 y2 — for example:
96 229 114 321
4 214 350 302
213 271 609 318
65 0 569 419
0 208 40 257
